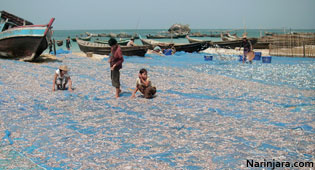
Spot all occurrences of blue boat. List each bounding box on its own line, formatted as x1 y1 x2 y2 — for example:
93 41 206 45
0 11 55 60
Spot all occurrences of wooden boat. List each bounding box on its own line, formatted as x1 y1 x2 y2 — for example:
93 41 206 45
77 39 149 57
146 33 186 39
94 39 130 46
253 41 270 49
0 11 55 60
56 40 63 46
71 37 77 42
141 39 209 53
212 38 258 49
78 35 92 41
186 36 212 44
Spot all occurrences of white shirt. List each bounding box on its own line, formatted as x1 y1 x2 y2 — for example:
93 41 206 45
136 77 151 86
56 69 70 80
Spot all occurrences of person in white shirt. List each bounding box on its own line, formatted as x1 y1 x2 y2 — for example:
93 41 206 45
131 68 156 99
126 37 136 47
52 65 73 92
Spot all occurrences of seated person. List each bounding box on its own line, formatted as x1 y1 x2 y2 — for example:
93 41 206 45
163 43 176 55
146 46 165 56
131 68 156 99
52 65 73 92
127 37 136 47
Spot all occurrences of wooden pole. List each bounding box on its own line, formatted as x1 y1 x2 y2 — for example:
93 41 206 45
53 39 56 56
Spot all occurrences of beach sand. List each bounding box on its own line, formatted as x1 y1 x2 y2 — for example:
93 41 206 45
0 52 314 169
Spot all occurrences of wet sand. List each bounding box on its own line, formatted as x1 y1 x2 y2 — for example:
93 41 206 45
0 53 314 169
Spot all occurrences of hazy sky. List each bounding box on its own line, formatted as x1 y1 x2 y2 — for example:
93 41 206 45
1 0 314 30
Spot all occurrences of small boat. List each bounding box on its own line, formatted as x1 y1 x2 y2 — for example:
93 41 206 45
117 32 132 38
0 11 55 60
94 39 130 46
146 33 186 39
56 40 63 46
78 35 92 41
141 39 209 53
77 39 149 57
186 36 212 44
71 37 77 42
212 38 258 49
253 41 270 49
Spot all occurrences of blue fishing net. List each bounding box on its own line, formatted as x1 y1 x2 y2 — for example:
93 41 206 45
0 51 314 169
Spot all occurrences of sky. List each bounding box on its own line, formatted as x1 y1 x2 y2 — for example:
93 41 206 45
1 0 315 30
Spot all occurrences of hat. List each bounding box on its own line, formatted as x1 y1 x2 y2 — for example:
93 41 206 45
131 37 135 40
59 65 69 71
242 34 247 39
153 46 162 52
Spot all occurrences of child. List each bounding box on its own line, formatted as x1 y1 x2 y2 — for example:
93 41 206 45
131 68 156 99
108 38 124 98
52 65 73 92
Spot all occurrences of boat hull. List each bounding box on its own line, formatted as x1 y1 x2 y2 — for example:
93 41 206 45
77 39 149 57
212 38 258 49
141 39 209 53
0 36 48 59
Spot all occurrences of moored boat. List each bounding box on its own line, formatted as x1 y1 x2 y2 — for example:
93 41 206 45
186 35 211 44
94 39 130 46
56 40 63 46
0 11 55 60
77 39 149 57
212 38 258 49
141 38 209 53
78 35 92 41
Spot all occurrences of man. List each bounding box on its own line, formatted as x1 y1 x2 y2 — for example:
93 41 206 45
108 38 124 98
240 34 253 63
127 37 136 47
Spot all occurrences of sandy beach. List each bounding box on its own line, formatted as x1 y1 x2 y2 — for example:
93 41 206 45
0 52 314 169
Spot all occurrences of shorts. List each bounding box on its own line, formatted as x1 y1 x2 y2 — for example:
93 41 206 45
137 85 156 99
56 78 68 89
111 69 120 88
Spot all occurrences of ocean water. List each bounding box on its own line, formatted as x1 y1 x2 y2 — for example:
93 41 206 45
51 29 315 52
1 29 314 169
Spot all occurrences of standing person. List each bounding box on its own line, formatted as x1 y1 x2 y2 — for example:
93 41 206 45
66 36 72 51
240 34 252 63
52 65 73 92
127 37 136 47
131 68 156 99
108 38 124 98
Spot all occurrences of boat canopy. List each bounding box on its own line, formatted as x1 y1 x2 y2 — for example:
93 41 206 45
0 11 33 26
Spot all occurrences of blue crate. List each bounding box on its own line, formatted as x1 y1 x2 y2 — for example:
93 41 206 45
204 55 213 61
262 56 272 63
254 52 262 60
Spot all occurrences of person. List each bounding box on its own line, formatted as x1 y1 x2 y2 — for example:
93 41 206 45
239 34 253 63
52 65 73 92
146 46 165 56
66 36 72 51
163 43 176 55
131 68 156 99
126 37 136 47
108 38 124 98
